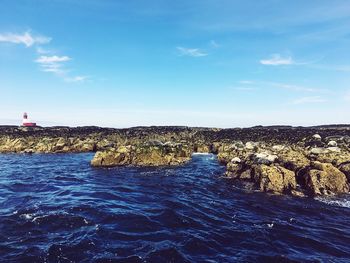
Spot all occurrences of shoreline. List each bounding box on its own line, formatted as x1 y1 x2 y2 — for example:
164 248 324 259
1 125 350 198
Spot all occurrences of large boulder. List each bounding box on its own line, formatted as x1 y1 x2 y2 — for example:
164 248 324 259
300 162 349 196
91 143 192 167
252 165 296 194
91 150 131 167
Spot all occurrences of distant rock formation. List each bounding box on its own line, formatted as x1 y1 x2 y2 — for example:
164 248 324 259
1 125 350 196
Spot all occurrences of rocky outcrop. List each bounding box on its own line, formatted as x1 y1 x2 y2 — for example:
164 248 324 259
222 133 350 196
91 142 192 167
252 164 296 194
1 125 350 197
299 162 349 196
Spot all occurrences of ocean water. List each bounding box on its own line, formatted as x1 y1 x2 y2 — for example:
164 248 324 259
0 153 349 262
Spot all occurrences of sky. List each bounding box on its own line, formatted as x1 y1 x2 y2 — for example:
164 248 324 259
0 0 350 128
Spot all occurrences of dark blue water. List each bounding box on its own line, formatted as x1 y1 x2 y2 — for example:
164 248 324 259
0 153 350 262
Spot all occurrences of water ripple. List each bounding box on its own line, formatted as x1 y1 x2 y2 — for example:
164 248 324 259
0 153 350 262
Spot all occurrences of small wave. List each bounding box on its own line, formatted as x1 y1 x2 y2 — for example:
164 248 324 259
192 152 211 155
315 196 350 208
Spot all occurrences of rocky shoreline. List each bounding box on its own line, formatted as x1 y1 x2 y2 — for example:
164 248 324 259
1 125 350 197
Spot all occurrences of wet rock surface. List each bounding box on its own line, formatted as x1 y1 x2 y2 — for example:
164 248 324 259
1 125 350 196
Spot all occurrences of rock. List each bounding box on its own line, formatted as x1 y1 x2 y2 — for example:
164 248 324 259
231 141 245 150
91 143 192 167
252 164 296 194
277 148 310 171
272 145 285 152
239 169 252 180
300 161 349 196
312 151 350 166
310 147 329 155
56 137 66 147
251 152 278 165
91 150 130 167
312 134 322 140
327 147 341 153
245 142 258 150
305 134 325 148
231 157 241 163
327 140 337 147
195 144 210 153
217 152 231 164
225 162 244 178
338 162 350 182
23 148 34 154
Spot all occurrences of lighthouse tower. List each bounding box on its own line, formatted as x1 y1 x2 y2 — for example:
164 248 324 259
22 112 37 127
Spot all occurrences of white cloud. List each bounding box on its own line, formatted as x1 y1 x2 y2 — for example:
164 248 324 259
35 55 71 76
0 31 51 47
64 76 88 83
292 96 326 104
260 54 294 66
177 46 208 57
35 55 71 64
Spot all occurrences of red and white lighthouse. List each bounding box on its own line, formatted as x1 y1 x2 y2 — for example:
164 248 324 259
22 112 37 127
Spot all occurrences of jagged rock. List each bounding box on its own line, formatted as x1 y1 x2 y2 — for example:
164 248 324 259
225 162 244 178
300 162 349 196
91 150 130 167
56 137 66 147
217 152 231 164
338 162 350 182
91 143 192 167
252 164 296 194
239 169 252 180
312 151 350 166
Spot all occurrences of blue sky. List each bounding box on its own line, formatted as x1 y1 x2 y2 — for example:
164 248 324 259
1 0 350 127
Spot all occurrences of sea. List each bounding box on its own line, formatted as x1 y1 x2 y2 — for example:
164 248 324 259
0 153 349 262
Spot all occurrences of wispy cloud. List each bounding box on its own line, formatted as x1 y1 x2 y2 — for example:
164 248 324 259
291 96 326 104
266 81 328 93
209 40 220 48
64 76 89 83
238 80 254 85
0 29 89 82
260 54 294 65
35 55 71 75
0 31 51 47
35 55 71 64
36 46 53 54
239 80 329 93
176 46 208 57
